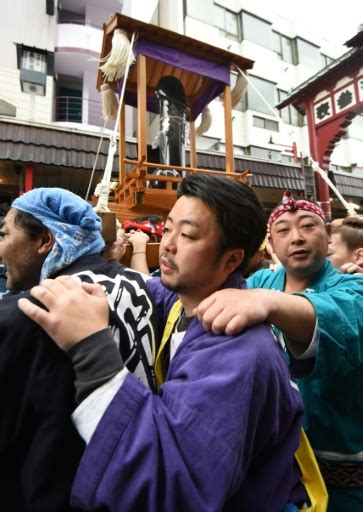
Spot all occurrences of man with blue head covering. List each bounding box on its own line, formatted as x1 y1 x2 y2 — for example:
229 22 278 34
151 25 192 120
2 188 104 292
0 187 158 511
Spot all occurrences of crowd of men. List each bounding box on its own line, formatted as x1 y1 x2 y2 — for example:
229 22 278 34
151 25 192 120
0 175 362 512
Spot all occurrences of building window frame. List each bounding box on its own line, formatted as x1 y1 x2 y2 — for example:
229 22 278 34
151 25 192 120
320 53 334 69
277 89 304 126
241 11 272 49
245 75 277 116
294 37 321 69
272 31 295 64
253 115 279 132
214 4 240 40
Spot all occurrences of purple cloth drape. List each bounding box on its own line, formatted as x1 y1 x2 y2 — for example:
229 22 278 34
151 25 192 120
119 37 230 120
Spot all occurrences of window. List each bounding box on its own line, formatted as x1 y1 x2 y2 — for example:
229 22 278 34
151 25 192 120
211 142 245 156
295 38 320 69
272 32 295 64
253 115 279 131
277 90 303 126
214 5 240 40
281 154 297 164
55 75 84 123
320 53 334 68
185 0 215 24
253 116 265 129
246 76 277 116
58 8 85 24
241 12 271 49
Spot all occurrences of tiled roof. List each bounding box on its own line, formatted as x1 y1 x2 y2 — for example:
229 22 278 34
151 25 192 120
334 172 363 199
1 119 362 199
190 151 305 190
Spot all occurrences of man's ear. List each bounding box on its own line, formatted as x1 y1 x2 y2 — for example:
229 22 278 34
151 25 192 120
268 233 275 252
37 229 55 256
353 247 363 267
325 223 332 241
224 248 244 274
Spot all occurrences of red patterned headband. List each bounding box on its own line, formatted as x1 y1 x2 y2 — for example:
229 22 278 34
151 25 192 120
268 190 326 227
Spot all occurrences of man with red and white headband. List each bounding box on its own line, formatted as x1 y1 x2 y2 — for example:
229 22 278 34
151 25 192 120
195 190 363 512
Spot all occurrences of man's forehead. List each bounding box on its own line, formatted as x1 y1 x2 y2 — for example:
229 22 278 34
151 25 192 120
170 196 212 225
168 198 223 242
166 213 200 228
3 208 16 224
273 209 323 225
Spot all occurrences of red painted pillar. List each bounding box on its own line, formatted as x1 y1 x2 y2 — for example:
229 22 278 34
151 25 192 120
305 100 331 220
24 164 33 192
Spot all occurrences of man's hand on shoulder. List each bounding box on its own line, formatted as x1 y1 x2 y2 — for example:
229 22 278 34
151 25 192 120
18 276 109 351
193 288 277 335
193 288 316 357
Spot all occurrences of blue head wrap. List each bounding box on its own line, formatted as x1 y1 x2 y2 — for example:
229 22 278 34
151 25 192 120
12 188 105 281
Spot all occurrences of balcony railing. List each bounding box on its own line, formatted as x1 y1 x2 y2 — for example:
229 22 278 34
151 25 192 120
55 96 106 127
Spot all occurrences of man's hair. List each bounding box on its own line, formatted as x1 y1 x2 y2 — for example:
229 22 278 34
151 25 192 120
332 216 363 251
13 210 48 240
178 173 267 273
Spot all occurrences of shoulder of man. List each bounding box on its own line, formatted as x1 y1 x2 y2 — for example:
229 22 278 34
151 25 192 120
309 259 363 293
187 311 282 358
0 291 71 361
246 267 283 289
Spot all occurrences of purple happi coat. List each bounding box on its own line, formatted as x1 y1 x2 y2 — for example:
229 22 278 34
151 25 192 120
71 272 306 511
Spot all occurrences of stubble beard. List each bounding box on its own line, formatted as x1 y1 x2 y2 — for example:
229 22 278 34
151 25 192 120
160 274 188 294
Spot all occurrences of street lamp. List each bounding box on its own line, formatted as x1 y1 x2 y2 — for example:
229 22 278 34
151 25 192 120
18 46 47 96
15 45 49 189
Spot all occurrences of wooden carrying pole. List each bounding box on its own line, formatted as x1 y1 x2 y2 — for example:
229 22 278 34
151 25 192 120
189 121 197 169
137 55 147 169
223 84 234 173
119 102 126 184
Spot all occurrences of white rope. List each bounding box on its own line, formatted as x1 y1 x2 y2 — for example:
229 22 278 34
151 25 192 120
311 163 359 216
85 121 107 201
236 66 360 216
95 31 136 212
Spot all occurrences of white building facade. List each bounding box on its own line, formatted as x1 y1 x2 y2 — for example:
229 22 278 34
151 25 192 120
0 0 361 204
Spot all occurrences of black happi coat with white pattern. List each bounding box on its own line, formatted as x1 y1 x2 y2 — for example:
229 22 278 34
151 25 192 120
0 254 158 511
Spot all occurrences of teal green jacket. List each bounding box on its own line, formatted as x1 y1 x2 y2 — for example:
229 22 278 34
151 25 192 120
247 260 363 464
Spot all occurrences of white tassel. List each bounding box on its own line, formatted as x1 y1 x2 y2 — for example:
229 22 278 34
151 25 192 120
220 71 248 109
196 107 212 136
94 181 111 212
100 83 119 121
100 29 134 82
231 72 248 108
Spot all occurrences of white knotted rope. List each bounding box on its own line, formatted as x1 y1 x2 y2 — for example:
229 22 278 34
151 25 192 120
94 31 136 212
